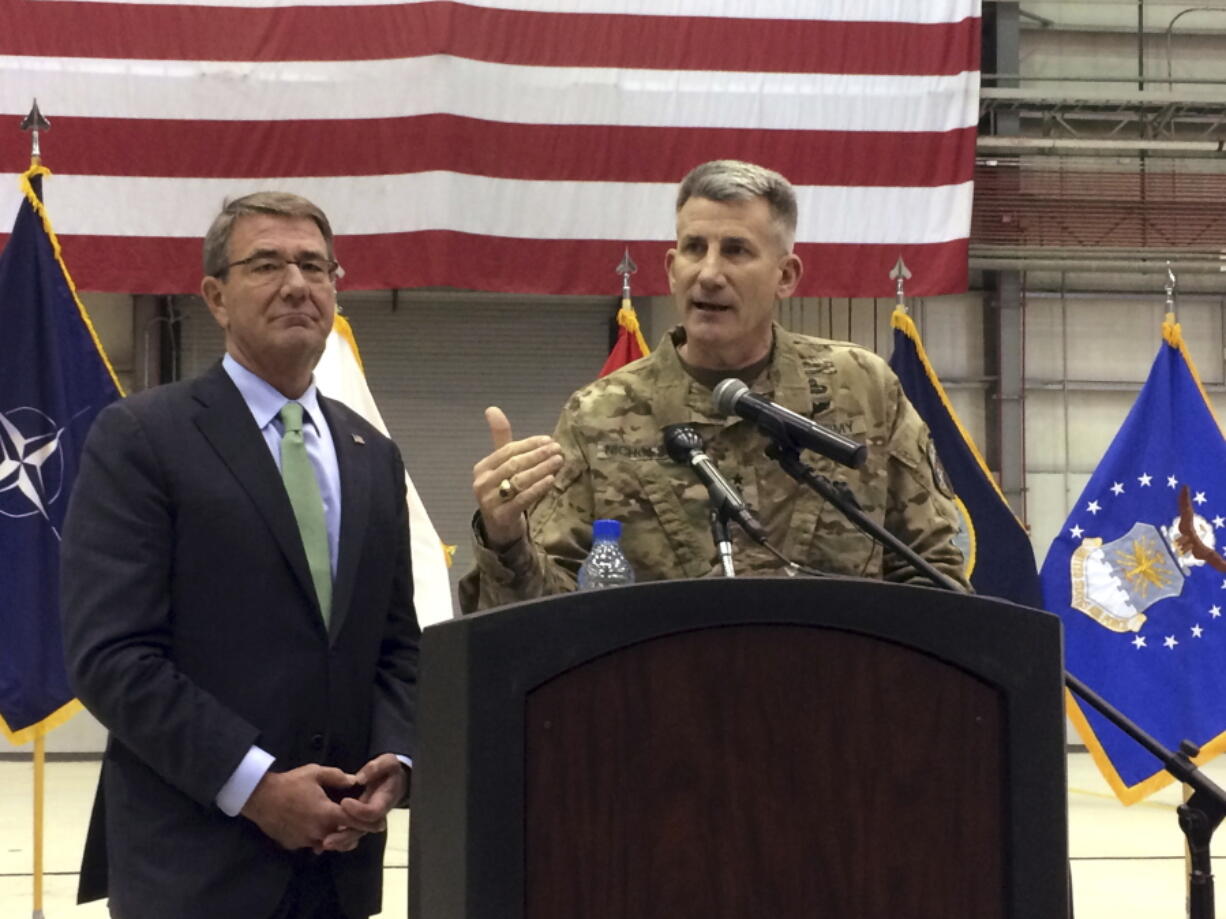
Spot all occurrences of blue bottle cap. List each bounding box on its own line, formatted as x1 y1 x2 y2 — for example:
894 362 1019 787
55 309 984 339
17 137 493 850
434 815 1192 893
592 518 622 540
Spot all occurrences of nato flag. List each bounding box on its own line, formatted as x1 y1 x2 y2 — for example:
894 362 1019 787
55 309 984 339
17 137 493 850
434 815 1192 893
889 307 1043 608
1041 318 1226 803
0 167 122 742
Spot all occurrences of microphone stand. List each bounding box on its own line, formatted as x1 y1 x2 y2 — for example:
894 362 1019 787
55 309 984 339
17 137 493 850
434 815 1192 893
764 439 1226 919
709 508 737 578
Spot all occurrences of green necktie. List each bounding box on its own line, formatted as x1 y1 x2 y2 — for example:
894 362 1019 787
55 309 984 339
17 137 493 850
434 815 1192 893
279 402 332 625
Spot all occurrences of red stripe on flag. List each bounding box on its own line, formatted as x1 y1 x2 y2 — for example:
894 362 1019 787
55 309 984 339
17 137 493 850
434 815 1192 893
1 231 966 298
0 116 977 188
2 2 979 75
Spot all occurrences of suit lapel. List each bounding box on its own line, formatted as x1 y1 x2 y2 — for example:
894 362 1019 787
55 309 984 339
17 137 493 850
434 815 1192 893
191 365 325 631
321 397 370 642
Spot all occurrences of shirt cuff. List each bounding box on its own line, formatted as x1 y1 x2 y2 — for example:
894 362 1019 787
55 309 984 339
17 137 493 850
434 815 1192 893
394 754 413 807
215 745 275 817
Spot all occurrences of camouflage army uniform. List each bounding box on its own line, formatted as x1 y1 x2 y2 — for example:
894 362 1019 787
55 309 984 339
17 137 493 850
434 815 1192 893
459 324 967 612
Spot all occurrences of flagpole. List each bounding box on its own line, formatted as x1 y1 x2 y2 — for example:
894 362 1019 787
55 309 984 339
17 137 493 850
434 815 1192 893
1166 261 1197 914
33 733 45 919
1166 261 1179 327
1185 779 1195 918
21 98 52 919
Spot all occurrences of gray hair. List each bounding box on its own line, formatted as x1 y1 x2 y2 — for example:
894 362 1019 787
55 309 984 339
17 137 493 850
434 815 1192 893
203 191 335 278
675 160 798 250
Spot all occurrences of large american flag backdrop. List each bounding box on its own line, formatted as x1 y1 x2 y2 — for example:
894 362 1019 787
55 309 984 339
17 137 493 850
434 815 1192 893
1 0 980 296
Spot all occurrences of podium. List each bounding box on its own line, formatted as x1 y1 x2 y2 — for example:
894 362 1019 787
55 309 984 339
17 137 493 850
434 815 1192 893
408 577 1068 918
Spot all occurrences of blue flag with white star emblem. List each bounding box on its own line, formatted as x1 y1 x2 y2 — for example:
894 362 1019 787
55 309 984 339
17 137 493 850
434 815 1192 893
0 165 123 743
1041 316 1226 804
889 307 1043 607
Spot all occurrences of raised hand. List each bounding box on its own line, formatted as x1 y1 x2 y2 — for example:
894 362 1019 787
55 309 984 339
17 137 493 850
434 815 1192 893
472 406 563 548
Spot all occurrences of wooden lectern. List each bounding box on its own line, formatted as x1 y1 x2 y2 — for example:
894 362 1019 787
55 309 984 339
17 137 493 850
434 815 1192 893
408 577 1068 918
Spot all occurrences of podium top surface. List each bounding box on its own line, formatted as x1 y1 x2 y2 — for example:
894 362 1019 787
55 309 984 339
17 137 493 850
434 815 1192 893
427 576 1061 693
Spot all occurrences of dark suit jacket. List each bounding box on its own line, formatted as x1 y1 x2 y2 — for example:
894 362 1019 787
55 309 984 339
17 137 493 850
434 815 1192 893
60 362 420 919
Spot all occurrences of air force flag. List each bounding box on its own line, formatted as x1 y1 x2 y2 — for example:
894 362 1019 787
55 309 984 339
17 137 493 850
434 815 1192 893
0 165 122 742
1041 317 1226 803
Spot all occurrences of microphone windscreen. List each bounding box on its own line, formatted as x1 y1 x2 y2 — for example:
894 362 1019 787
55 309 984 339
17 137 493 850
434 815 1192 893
662 423 704 464
712 377 748 415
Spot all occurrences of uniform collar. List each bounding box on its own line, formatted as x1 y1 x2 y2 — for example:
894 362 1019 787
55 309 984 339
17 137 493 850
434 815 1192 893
651 323 815 427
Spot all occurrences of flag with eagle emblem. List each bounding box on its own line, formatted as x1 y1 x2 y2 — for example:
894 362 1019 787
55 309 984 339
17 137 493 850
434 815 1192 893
1040 316 1226 804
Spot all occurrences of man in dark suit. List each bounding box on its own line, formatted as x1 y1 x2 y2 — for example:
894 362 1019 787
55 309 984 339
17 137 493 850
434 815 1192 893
60 192 419 919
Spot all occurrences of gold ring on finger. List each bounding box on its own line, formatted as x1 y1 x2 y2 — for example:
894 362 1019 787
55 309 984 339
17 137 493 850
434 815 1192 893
498 477 518 501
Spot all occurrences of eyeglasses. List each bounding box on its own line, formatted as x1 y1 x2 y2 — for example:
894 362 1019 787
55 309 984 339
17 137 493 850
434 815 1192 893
221 253 340 285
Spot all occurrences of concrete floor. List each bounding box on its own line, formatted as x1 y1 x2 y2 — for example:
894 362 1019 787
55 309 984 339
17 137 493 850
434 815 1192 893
0 758 407 918
0 752 1219 917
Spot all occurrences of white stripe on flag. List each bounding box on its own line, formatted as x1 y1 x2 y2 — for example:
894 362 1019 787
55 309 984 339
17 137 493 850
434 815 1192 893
28 0 978 25
0 57 979 133
0 173 974 245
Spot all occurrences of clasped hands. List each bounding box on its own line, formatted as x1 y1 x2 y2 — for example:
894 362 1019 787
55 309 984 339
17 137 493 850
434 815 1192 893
240 752 407 854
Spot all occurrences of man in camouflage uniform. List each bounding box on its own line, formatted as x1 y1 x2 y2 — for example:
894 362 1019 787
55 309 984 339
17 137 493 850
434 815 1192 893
460 160 967 613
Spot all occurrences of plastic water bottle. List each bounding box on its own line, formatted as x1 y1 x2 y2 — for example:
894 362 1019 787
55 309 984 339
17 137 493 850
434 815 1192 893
577 519 636 590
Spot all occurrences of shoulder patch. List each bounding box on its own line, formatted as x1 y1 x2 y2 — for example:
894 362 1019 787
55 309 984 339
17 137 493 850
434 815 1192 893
926 440 956 499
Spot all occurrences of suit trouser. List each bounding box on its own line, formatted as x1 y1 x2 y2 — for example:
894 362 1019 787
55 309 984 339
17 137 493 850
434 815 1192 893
104 853 357 919
267 853 354 919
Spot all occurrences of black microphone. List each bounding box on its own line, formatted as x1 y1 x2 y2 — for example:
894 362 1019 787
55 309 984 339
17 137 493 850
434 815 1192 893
712 378 867 469
662 424 768 544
